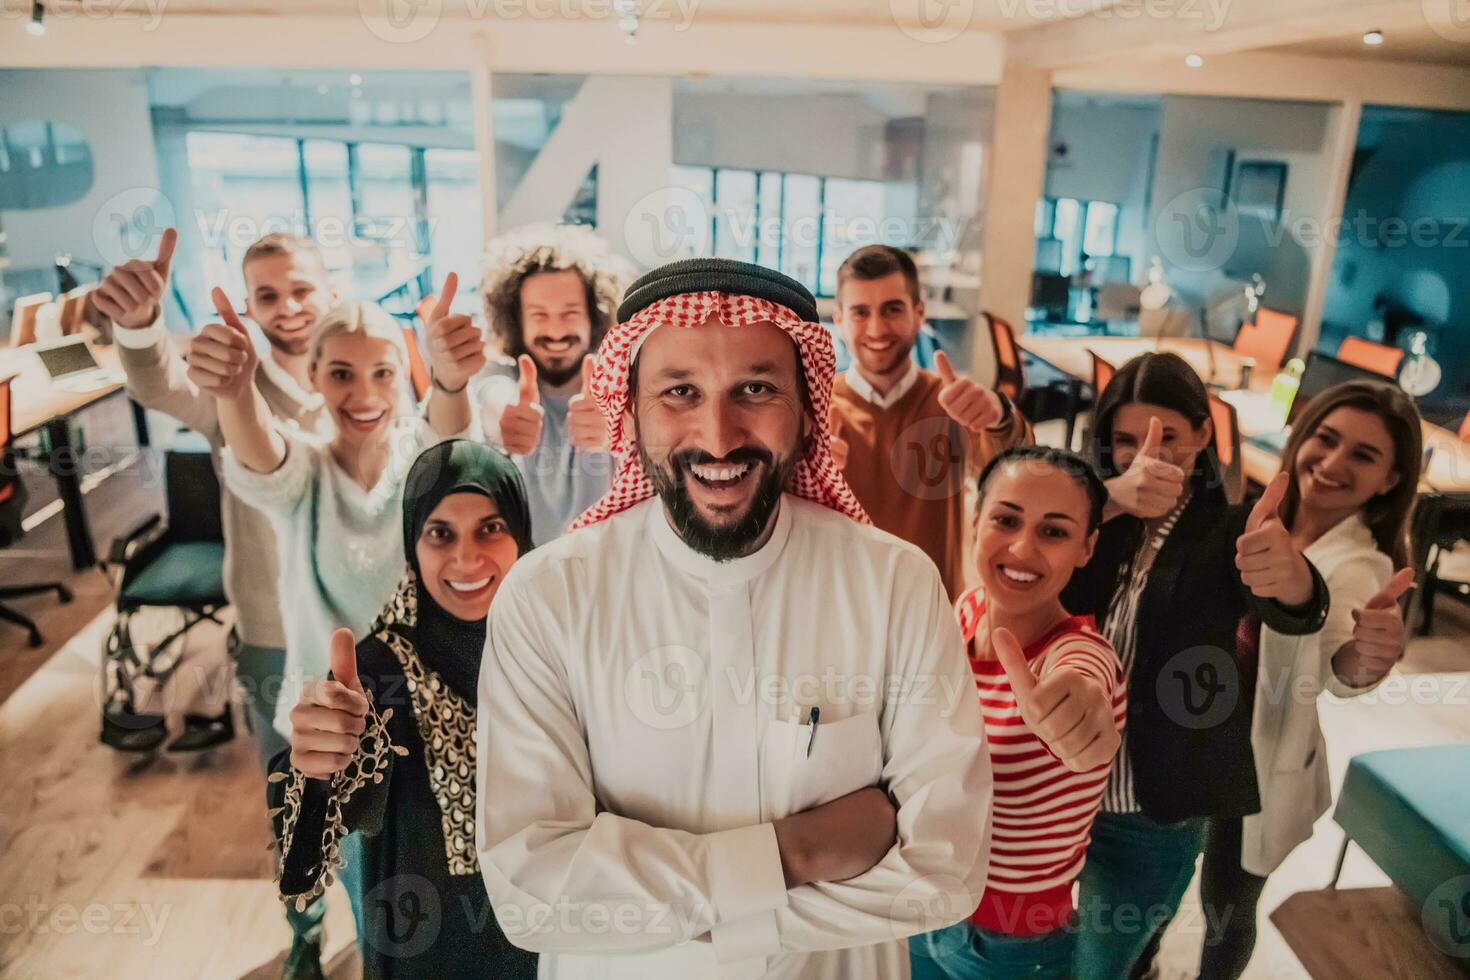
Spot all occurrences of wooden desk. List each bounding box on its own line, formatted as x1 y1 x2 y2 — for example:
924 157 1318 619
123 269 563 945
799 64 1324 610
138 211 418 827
1019 335 1275 395
0 342 144 569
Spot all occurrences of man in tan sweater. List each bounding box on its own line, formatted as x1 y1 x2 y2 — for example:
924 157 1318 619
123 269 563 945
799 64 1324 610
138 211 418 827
828 245 1031 600
94 229 337 976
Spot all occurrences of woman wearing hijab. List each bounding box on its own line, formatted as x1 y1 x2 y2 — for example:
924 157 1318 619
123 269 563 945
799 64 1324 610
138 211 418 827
267 440 538 980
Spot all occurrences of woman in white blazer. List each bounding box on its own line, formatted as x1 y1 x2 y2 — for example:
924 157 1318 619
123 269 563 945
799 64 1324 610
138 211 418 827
1210 380 1423 979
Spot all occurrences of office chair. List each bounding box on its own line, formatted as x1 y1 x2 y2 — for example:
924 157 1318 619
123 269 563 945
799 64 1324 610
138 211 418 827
0 377 73 647
1337 336 1405 379
100 448 231 752
986 312 1026 402
1208 392 1245 505
1232 307 1298 370
986 311 1073 429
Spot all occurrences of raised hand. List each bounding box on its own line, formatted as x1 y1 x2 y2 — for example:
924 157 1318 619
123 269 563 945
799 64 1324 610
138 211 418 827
288 628 369 780
566 355 608 452
499 354 545 456
1106 416 1186 519
993 626 1119 773
935 350 1004 433
826 404 850 471
94 227 176 329
186 287 259 402
1347 567 1414 683
424 272 485 393
1236 472 1313 605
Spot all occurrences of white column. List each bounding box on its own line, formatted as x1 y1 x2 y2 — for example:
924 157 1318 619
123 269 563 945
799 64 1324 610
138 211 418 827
1297 99 1362 354
976 59 1051 365
470 59 498 244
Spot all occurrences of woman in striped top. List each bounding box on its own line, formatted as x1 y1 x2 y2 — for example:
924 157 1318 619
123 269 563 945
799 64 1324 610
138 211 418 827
910 446 1125 980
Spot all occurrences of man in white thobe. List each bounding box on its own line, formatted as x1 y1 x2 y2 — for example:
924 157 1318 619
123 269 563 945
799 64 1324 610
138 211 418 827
477 258 993 979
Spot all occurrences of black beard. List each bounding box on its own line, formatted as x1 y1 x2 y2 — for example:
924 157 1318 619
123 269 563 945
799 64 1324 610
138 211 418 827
527 344 587 388
639 441 796 563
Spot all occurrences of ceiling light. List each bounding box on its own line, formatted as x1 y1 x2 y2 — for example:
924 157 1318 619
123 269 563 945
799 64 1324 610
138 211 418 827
1184 53 1204 68
348 73 364 86
27 1 46 36
1363 30 1384 46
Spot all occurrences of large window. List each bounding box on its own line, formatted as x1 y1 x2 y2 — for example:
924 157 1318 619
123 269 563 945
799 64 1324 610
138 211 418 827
185 132 305 290
674 164 887 297
1035 196 1123 279
425 148 484 294
183 132 478 311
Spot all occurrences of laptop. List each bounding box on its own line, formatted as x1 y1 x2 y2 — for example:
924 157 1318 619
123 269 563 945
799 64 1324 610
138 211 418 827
33 336 125 393
1246 350 1395 454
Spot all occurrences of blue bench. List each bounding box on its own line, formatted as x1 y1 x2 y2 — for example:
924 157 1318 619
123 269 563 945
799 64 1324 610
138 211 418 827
1332 744 1470 966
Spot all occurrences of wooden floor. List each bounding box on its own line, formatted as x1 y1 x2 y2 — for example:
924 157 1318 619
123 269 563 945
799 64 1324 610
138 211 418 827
3 399 1468 978
1271 888 1465 980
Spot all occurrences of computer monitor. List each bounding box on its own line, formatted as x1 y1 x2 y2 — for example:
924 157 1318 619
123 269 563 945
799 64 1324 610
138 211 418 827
1287 349 1398 425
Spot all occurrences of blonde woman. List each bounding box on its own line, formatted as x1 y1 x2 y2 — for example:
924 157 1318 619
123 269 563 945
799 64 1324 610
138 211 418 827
191 277 483 739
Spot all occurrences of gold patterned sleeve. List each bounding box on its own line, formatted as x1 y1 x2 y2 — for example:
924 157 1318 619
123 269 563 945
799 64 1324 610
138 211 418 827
266 685 410 910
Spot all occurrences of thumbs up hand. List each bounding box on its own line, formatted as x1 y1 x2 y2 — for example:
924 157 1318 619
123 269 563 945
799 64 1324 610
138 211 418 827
1344 567 1414 684
826 404 850 471
1235 472 1313 605
424 272 485 393
1105 416 1187 519
934 350 1004 433
187 287 259 403
993 627 1119 773
499 354 545 456
289 628 370 780
95 227 177 330
567 355 608 451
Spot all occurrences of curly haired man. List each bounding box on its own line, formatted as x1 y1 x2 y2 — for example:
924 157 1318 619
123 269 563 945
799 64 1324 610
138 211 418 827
474 223 635 543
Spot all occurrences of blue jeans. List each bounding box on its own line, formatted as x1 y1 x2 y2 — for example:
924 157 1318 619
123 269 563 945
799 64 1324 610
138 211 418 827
1072 810 1206 980
910 919 1076 980
237 643 365 945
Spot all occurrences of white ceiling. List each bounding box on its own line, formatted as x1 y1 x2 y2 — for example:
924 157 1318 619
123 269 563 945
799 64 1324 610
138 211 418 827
41 0 1119 32
1265 24 1470 68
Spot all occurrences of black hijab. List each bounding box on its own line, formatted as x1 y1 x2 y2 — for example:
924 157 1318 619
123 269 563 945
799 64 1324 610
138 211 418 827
390 440 533 704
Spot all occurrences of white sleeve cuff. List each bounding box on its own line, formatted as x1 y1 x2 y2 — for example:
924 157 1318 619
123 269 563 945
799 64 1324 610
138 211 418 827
710 910 781 967
706 823 787 960
112 317 166 349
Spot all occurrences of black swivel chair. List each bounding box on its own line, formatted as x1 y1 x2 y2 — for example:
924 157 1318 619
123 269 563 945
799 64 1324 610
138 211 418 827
101 447 232 752
0 377 74 647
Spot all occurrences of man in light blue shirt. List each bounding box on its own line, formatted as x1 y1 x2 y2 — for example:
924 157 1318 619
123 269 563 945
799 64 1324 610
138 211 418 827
474 224 633 544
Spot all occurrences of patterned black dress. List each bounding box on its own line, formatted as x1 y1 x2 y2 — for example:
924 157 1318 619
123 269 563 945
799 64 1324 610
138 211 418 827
268 574 537 979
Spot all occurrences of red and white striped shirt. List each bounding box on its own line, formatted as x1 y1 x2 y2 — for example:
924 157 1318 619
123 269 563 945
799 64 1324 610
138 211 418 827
955 587 1127 936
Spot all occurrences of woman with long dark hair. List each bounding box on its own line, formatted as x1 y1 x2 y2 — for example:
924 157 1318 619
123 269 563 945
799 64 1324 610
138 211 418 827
1062 352 1330 980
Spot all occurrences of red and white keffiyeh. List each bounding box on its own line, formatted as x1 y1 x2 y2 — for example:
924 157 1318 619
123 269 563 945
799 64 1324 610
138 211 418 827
568 291 869 531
